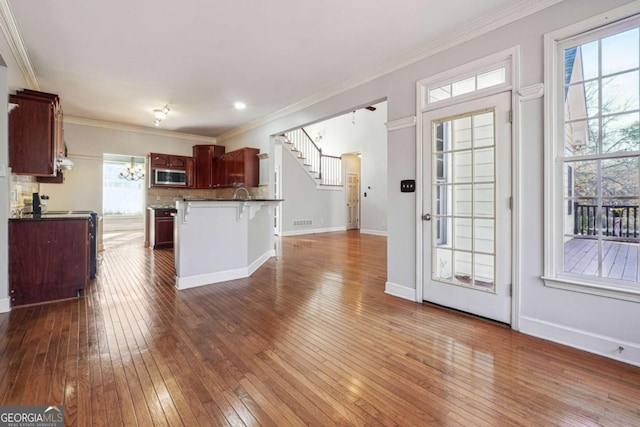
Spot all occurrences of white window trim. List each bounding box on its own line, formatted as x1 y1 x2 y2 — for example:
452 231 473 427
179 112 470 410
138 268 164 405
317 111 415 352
543 2 640 302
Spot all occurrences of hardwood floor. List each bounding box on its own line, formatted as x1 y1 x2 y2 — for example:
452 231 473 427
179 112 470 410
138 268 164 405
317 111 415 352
1 231 640 426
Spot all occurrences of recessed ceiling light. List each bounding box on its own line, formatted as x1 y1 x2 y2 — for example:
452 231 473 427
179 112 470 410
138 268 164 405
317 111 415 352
234 102 246 110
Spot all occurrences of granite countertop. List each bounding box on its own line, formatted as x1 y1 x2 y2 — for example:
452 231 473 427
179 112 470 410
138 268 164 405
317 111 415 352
10 213 92 221
181 198 284 202
148 205 176 210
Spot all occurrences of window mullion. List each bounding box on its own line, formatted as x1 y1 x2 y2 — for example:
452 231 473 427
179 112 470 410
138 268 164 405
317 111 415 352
596 38 604 278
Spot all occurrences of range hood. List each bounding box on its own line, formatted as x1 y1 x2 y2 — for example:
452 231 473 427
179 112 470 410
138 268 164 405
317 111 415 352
56 155 74 170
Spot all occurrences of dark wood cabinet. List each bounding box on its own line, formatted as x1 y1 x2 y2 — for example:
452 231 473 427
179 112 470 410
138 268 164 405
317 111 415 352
149 208 176 249
9 219 90 306
193 144 225 189
216 147 260 188
9 89 63 176
149 153 188 170
186 157 195 188
148 153 192 188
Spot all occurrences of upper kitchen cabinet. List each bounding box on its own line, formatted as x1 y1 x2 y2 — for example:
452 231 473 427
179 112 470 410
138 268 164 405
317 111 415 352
216 147 260 188
193 144 225 189
9 89 63 176
149 153 188 170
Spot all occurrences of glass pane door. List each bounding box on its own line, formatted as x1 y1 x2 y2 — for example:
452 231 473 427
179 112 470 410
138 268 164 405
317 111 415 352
432 109 496 292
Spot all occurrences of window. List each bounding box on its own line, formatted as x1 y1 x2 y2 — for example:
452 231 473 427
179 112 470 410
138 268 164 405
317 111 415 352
428 66 506 104
545 13 640 300
103 154 145 216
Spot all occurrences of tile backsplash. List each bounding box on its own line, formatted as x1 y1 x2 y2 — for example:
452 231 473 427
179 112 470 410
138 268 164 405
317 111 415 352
9 173 39 216
147 186 269 207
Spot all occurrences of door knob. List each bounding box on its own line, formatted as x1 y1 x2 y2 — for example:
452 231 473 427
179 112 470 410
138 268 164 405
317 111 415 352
422 213 431 221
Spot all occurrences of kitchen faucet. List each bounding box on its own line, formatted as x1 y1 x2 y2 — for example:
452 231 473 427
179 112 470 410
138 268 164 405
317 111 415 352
233 186 251 200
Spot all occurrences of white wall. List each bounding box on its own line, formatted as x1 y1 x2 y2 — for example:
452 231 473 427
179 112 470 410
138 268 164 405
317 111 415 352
305 102 388 234
280 147 345 235
40 122 212 214
218 0 640 365
0 58 9 312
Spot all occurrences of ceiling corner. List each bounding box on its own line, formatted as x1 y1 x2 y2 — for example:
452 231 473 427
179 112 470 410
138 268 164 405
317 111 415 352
0 0 39 90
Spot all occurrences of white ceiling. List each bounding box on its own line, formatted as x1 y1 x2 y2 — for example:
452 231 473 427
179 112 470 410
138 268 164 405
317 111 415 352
5 0 529 138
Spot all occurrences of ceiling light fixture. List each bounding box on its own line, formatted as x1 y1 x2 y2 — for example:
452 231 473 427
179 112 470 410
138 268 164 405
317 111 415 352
119 157 145 181
153 104 170 126
234 101 246 110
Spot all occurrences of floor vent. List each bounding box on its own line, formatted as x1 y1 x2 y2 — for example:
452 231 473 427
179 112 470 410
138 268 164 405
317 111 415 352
293 219 313 227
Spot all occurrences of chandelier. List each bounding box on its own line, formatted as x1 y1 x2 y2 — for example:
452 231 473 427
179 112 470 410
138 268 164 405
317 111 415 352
119 157 145 181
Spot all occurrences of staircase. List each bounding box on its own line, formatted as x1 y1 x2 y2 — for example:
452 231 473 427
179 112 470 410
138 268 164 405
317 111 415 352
281 128 343 187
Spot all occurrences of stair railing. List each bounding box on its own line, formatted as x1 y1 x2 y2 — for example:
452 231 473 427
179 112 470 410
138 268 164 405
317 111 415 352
282 128 342 186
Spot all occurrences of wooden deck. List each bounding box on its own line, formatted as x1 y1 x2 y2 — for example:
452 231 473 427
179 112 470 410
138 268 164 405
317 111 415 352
564 237 639 281
1 231 640 425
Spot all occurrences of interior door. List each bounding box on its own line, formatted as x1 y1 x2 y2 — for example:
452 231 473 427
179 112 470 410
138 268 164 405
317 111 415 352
346 173 360 230
422 91 512 324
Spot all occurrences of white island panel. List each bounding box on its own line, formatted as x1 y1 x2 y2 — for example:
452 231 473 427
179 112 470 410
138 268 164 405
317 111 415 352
174 200 279 290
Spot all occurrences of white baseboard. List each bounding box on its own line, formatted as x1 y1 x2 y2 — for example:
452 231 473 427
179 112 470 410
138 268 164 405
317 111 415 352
360 229 387 237
384 282 416 301
281 226 347 236
0 298 10 313
519 316 640 367
175 250 275 290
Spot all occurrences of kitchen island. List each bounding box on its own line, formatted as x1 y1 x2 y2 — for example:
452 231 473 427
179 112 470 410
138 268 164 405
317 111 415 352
174 198 282 290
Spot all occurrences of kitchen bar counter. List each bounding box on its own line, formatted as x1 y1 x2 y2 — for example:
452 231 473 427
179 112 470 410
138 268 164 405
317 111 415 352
10 213 92 221
181 198 284 202
174 199 281 290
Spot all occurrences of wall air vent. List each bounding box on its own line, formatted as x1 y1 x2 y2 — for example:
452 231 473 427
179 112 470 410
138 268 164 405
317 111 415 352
293 219 313 227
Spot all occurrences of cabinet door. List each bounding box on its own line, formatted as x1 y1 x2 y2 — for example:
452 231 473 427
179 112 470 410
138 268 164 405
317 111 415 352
193 146 213 188
213 155 226 187
150 153 170 168
155 217 175 247
168 155 187 170
9 96 55 176
186 157 195 188
242 148 260 188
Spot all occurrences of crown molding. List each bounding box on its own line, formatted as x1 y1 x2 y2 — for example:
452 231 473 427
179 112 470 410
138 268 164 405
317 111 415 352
64 116 217 143
0 0 39 89
217 0 562 142
386 116 416 132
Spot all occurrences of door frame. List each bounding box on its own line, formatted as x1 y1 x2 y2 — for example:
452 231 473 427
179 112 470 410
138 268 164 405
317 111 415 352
415 47 522 329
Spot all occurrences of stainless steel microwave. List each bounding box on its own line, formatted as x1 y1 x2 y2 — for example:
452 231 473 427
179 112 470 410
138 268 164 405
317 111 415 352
154 169 187 186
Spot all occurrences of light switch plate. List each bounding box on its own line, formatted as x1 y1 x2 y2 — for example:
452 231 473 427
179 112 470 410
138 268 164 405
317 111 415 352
400 179 415 193
0 164 5 177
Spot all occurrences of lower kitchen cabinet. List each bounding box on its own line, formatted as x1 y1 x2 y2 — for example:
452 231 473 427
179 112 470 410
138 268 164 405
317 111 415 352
149 207 176 249
9 218 90 306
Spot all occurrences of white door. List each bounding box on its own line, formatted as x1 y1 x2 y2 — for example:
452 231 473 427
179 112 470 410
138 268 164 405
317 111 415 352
346 173 360 230
422 92 512 323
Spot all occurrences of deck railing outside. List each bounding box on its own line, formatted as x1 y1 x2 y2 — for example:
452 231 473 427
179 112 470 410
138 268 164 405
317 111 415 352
574 202 639 240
